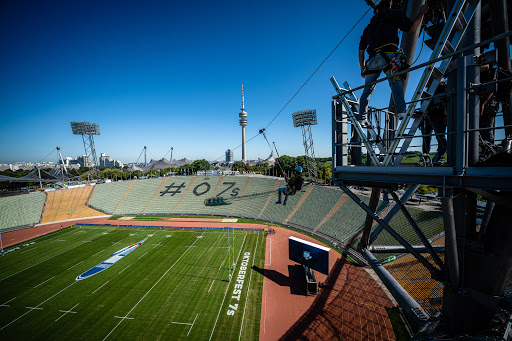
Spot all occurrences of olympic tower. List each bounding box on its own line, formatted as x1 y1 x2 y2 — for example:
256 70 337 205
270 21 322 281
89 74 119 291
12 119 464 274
239 85 247 162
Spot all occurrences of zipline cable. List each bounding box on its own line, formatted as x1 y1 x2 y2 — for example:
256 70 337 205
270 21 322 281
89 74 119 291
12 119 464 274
213 7 371 162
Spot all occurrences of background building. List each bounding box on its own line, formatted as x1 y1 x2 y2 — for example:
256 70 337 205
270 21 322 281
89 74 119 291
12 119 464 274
225 149 234 163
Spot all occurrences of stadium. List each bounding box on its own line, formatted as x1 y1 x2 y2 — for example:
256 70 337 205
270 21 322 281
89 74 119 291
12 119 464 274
0 175 445 340
2 0 512 340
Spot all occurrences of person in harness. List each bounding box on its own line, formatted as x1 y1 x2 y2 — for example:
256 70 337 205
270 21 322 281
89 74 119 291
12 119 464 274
276 166 304 205
357 0 429 128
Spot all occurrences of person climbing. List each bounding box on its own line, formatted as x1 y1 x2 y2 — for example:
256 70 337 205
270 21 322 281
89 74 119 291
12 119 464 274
419 79 448 166
276 166 304 205
358 0 429 128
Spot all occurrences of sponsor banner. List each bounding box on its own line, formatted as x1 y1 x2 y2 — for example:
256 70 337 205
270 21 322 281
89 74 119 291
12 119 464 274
78 223 265 232
76 238 147 280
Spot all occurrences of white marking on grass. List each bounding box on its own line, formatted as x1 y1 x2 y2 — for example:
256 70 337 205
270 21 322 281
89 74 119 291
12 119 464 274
92 281 110 294
82 240 92 243
21 249 36 254
208 280 215 293
0 238 101 282
152 243 162 248
238 232 260 341
138 252 148 259
209 233 248 341
115 316 134 320
0 297 16 308
197 236 204 239
111 241 122 246
34 276 55 288
185 246 197 248
147 234 154 237
102 233 204 340
188 314 198 336
92 250 105 257
118 265 131 274
218 259 225 271
55 303 79 321
265 238 271 266
66 261 84 270
26 307 43 310
129 233 137 236
166 234 174 238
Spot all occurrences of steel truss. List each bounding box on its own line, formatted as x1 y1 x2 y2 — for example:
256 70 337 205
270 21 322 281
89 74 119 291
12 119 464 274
331 0 512 337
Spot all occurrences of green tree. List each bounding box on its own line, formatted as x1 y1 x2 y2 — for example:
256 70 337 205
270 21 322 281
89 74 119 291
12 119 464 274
232 161 246 171
192 159 210 171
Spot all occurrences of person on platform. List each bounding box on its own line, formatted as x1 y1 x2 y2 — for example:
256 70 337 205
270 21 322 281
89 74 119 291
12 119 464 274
276 166 304 206
419 80 448 166
480 64 500 156
357 0 429 128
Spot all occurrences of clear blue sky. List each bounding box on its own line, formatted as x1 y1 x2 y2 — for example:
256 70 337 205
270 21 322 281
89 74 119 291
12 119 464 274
1 0 449 164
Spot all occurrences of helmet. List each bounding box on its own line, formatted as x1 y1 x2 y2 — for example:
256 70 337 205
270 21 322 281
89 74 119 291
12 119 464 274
295 166 303 173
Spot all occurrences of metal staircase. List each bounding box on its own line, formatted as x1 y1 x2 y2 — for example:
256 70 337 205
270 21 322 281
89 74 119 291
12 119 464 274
331 0 480 166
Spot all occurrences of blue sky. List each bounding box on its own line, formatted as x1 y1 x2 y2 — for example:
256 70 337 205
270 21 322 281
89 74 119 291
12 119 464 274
0 0 463 164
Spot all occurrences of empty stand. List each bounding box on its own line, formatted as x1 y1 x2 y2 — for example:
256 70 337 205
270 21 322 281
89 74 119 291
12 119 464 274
88 181 133 214
41 186 103 223
0 192 45 230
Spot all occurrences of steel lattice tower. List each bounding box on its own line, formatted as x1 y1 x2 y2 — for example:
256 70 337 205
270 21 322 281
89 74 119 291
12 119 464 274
292 109 318 183
71 122 100 177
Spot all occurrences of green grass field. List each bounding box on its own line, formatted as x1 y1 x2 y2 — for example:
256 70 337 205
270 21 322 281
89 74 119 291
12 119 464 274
0 225 265 340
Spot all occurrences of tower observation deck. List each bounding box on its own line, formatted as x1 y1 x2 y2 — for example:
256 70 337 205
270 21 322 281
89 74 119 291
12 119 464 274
330 0 512 338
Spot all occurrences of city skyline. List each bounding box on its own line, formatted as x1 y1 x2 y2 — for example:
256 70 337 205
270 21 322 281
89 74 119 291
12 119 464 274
2 1 437 165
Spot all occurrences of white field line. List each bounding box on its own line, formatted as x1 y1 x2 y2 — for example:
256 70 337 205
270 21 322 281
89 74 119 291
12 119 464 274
238 232 260 341
0 281 77 331
138 251 148 259
21 249 36 254
0 297 16 308
209 232 248 341
118 264 132 274
152 243 162 249
264 238 271 266
92 249 105 257
171 321 192 325
92 281 110 294
218 259 225 271
187 314 199 336
26 307 43 310
208 280 215 293
34 276 55 288
115 316 134 320
0 234 104 282
102 233 204 341
55 303 79 322
66 260 84 270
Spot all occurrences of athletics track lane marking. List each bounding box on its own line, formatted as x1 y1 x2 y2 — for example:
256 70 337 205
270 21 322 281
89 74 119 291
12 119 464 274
208 232 248 341
238 232 260 340
264 238 271 266
0 281 78 331
102 232 205 340
55 303 79 322
0 232 106 282
0 297 16 308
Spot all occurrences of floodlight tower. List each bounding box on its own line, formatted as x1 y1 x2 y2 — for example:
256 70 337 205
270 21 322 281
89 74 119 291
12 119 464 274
292 109 318 183
239 85 248 162
70 122 100 176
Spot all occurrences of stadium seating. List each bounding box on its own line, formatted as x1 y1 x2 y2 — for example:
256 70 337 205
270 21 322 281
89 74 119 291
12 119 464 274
230 177 280 219
287 186 343 231
0 192 45 230
258 180 309 224
172 176 227 215
41 186 103 223
88 180 133 214
143 177 194 214
201 176 249 217
114 178 164 215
